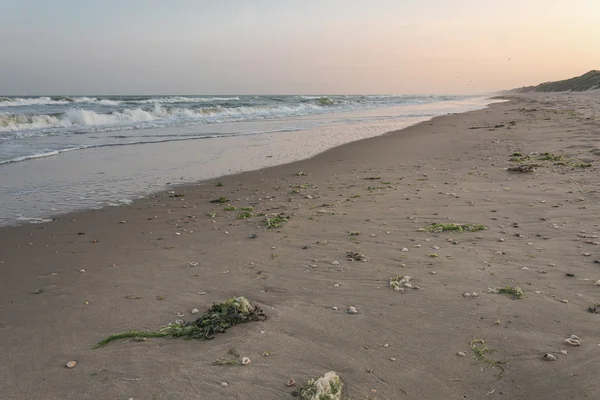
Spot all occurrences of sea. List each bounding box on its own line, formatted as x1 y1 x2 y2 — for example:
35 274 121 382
0 94 500 226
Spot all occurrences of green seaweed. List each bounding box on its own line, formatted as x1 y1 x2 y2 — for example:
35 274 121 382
237 210 253 219
572 162 592 168
210 197 230 204
497 286 524 299
94 297 266 348
418 223 486 233
265 213 289 229
538 152 564 162
470 339 507 377
298 372 342 400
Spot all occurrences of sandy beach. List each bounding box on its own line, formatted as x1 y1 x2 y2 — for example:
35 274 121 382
1 93 600 399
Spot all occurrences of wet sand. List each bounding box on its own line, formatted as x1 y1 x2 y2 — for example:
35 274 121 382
1 94 599 399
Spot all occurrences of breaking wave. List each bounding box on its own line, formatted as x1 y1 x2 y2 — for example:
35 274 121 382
0 100 388 135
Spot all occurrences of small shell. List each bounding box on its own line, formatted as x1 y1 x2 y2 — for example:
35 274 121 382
191 308 199 314
543 353 557 361
286 378 296 387
457 352 466 357
241 357 251 365
348 306 358 314
560 350 568 355
565 338 581 346
65 360 77 369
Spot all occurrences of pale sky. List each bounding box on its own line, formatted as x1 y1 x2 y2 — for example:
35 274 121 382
1 0 599 95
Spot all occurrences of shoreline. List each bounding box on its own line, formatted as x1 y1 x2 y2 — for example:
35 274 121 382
2 94 599 399
0 97 499 227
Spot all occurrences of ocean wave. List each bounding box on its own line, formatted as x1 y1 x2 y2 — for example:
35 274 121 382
133 96 240 104
0 96 240 107
0 101 384 135
0 96 123 107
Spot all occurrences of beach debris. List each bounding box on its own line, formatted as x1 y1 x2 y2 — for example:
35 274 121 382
287 378 296 387
489 286 524 299
346 251 367 262
250 233 258 239
389 275 414 291
470 339 506 375
588 305 599 314
241 357 251 365
32 289 44 294
65 360 77 369
543 353 557 361
220 382 228 388
507 165 537 174
213 348 240 365
348 306 358 314
565 335 581 346
210 197 230 204
94 296 267 348
188 261 199 267
293 172 309 176
298 371 342 400
462 292 479 298
264 213 289 229
457 352 466 357
332 261 340 265
417 223 486 233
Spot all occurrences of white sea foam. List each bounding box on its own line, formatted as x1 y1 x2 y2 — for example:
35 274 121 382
134 96 240 104
0 96 244 107
0 101 388 134
0 97 122 107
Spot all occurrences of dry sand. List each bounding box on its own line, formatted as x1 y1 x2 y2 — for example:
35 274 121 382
1 93 599 399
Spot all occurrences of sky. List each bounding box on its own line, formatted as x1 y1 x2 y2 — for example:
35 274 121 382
1 0 599 95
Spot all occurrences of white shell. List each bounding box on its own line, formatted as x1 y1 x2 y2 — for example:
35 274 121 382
241 357 251 365
543 353 557 361
565 338 581 346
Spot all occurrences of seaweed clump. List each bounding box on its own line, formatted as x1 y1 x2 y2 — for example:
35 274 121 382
497 286 524 299
418 223 486 233
94 297 267 348
298 371 342 400
507 165 537 173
